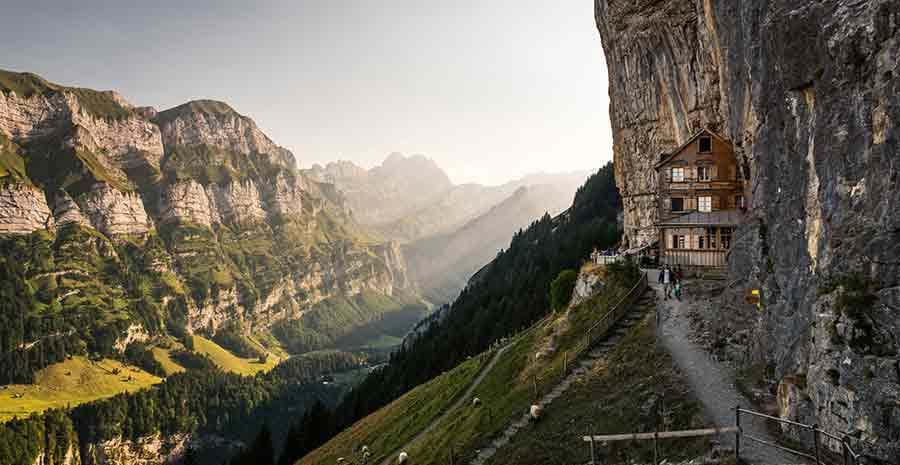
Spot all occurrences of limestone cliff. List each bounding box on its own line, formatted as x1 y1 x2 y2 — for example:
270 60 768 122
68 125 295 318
596 0 899 460
0 70 411 381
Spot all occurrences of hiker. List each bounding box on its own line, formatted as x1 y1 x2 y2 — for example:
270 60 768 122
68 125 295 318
658 266 665 285
662 266 671 299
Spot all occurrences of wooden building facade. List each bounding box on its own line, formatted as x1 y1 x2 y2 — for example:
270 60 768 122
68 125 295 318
655 129 746 268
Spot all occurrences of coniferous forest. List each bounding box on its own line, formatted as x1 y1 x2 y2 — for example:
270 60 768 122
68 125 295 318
0 162 620 465
271 162 622 463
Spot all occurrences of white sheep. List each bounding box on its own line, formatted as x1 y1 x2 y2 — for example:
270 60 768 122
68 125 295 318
337 458 346 464
398 451 409 464
361 445 369 454
529 404 542 421
472 397 482 407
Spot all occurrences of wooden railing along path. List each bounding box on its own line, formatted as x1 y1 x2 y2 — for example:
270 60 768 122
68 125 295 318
570 271 649 359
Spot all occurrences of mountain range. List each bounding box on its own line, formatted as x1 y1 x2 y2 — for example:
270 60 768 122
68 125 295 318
0 68 415 385
304 155 589 301
0 68 598 465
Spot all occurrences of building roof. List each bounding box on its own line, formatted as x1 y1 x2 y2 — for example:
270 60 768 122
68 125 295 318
657 210 744 227
654 128 733 170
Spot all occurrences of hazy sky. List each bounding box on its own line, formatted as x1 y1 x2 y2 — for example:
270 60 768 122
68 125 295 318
1 0 611 185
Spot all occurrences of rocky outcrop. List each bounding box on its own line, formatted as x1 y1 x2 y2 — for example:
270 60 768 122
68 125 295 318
30 444 79 465
78 185 153 236
160 180 218 226
208 180 267 227
0 69 414 356
83 433 189 465
155 100 295 169
0 183 53 233
570 264 604 307
596 0 900 459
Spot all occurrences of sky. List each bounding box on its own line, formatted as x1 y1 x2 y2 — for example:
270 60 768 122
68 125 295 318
0 0 612 186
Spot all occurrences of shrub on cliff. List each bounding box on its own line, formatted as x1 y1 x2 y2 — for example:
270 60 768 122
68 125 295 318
549 269 578 310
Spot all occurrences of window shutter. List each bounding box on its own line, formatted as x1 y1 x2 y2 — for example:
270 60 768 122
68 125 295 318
711 165 718 180
712 196 721 210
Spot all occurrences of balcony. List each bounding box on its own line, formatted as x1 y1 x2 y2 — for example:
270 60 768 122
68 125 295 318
661 174 742 192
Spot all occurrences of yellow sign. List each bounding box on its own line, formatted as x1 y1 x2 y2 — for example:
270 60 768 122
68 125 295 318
746 289 762 311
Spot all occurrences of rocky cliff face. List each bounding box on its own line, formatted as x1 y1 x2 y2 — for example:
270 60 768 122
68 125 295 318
596 0 899 460
0 69 410 377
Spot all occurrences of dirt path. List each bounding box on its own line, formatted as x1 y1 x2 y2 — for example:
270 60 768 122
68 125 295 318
378 342 513 465
469 292 655 465
651 270 808 465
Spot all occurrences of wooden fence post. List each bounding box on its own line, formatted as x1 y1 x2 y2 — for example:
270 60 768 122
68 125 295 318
654 401 660 465
813 424 821 465
589 435 596 465
735 405 741 462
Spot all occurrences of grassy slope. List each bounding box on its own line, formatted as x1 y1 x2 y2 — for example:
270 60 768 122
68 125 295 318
0 134 29 184
301 268 636 465
150 347 186 376
298 356 487 465
192 335 279 376
0 357 161 422
0 69 132 120
485 319 710 465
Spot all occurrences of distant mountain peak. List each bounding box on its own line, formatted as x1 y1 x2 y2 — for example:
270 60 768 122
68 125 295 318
155 99 242 124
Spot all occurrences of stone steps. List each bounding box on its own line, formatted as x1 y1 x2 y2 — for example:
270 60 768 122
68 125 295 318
469 287 656 465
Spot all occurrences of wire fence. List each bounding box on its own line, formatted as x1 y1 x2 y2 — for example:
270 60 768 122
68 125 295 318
735 406 863 465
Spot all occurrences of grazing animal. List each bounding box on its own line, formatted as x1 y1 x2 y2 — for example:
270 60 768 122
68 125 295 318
472 397 481 406
529 404 541 421
398 451 408 464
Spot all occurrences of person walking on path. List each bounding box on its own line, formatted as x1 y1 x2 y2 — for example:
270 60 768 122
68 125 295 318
662 266 671 299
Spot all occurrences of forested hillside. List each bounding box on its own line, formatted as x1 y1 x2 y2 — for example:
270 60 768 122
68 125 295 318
280 162 620 462
0 350 364 465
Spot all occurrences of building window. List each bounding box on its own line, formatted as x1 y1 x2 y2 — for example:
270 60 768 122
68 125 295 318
699 136 712 153
697 166 711 181
671 197 684 212
671 167 684 182
708 228 717 249
735 194 745 209
698 196 712 212
698 236 705 249
671 234 686 249
722 227 732 250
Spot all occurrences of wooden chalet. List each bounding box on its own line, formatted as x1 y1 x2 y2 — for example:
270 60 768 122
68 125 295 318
655 129 746 268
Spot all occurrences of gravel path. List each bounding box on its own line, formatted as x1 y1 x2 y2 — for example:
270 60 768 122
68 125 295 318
651 270 808 465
